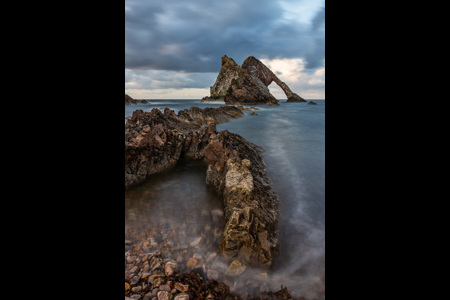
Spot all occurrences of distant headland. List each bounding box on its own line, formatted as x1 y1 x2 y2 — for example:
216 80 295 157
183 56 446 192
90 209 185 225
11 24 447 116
125 94 150 105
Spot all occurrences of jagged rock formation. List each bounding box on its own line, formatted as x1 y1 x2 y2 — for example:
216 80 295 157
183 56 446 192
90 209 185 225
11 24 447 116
125 106 244 188
202 55 305 105
125 107 279 270
242 56 306 103
206 56 279 106
204 131 279 269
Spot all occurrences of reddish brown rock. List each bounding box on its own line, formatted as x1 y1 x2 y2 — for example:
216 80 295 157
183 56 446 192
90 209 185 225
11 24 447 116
125 106 244 190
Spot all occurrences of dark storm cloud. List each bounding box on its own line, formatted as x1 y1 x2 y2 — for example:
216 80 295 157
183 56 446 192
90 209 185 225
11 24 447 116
125 0 325 74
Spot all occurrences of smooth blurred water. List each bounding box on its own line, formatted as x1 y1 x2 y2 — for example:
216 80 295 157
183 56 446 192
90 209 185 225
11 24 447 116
125 99 325 298
125 158 225 256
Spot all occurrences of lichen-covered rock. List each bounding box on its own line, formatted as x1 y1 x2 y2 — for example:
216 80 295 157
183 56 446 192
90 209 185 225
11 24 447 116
204 131 279 269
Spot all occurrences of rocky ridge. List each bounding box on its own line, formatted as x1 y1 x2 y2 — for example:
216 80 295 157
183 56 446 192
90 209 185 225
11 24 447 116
125 106 279 269
125 106 244 189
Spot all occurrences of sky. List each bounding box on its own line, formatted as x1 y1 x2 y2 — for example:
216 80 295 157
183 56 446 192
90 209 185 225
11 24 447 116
125 0 325 99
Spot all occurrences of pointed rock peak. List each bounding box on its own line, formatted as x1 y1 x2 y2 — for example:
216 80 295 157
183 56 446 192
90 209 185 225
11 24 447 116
221 55 238 67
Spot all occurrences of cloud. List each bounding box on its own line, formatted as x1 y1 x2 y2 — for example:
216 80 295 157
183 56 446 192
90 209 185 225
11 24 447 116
125 0 325 73
125 0 325 98
125 69 217 90
262 58 325 99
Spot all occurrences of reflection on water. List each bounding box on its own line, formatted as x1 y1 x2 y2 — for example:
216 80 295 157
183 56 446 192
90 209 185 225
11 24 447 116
125 158 225 264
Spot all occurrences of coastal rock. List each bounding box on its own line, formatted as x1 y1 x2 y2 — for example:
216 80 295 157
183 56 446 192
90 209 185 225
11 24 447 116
125 107 279 270
204 131 279 269
126 94 137 105
307 101 317 105
237 106 260 111
242 56 306 103
125 106 244 190
203 55 305 105
206 55 278 106
125 94 150 105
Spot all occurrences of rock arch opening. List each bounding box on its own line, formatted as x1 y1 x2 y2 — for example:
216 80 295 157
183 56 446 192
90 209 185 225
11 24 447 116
267 82 287 100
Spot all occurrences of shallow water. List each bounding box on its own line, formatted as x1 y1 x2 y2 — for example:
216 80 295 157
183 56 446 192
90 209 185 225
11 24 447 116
125 158 225 257
125 99 325 298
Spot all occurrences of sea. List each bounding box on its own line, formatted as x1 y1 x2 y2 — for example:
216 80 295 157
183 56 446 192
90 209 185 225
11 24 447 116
125 99 325 299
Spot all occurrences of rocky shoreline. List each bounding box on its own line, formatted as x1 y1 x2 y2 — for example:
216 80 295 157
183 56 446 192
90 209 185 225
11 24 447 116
125 106 316 299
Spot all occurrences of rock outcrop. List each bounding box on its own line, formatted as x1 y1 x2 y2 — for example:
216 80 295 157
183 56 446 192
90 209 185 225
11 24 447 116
242 56 306 103
204 131 279 269
125 106 244 189
125 107 279 270
125 94 136 105
203 55 305 105
125 94 149 105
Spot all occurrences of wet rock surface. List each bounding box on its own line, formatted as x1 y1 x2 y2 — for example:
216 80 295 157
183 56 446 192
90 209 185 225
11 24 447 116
125 106 244 190
125 196 306 300
203 131 279 270
125 106 279 268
